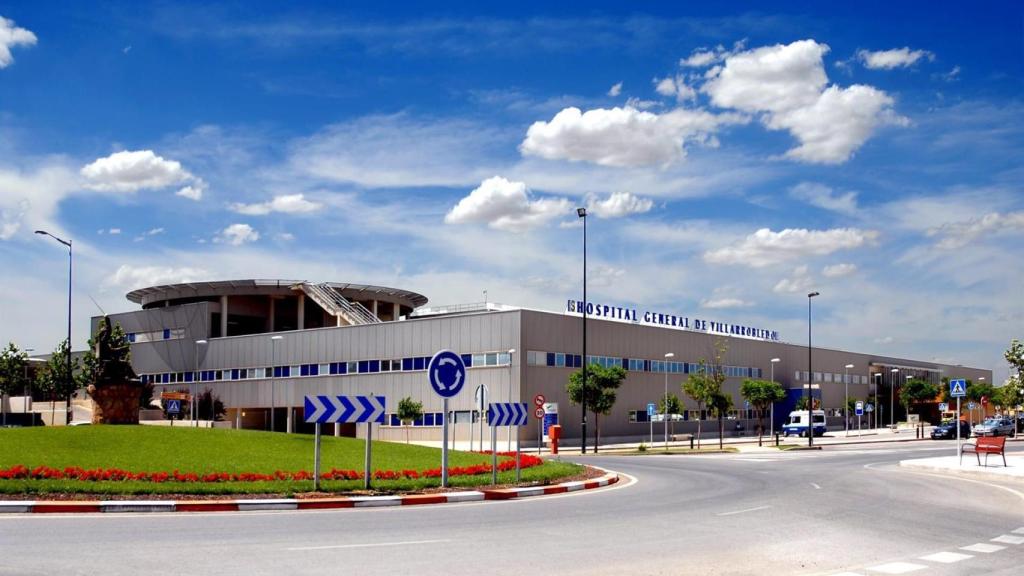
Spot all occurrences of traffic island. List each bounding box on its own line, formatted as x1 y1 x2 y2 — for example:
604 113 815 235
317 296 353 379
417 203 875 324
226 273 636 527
899 454 1024 483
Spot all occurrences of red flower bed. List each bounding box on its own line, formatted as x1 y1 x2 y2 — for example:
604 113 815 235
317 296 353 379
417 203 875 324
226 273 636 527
0 452 544 484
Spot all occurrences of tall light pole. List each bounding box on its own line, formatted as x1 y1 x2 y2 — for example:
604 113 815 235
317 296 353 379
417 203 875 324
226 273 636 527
194 340 207 427
507 348 516 451
770 358 780 434
807 291 819 447
34 230 73 424
577 206 588 454
271 335 283 432
664 352 674 450
844 364 854 437
889 368 899 428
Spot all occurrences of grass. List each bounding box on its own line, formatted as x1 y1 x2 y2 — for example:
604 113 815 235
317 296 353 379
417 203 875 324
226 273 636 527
0 426 583 495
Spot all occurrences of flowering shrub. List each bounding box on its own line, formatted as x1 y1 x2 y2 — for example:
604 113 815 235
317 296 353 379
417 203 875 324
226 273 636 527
0 451 544 484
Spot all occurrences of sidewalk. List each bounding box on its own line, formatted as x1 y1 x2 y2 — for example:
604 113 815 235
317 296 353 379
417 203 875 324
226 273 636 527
900 453 1024 484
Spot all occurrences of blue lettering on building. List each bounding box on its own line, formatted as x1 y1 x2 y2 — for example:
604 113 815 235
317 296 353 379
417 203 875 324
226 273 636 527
565 299 780 342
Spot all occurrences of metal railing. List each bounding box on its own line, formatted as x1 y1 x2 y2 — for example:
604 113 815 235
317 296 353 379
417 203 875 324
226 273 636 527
295 283 382 326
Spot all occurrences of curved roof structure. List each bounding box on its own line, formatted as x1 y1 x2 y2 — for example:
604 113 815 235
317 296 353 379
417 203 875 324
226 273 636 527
126 279 428 309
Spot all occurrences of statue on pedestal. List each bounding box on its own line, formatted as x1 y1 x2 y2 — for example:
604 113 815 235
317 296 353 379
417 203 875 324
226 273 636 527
87 316 143 424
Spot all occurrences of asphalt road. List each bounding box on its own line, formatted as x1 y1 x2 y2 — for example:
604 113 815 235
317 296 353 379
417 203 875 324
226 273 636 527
2 442 1022 575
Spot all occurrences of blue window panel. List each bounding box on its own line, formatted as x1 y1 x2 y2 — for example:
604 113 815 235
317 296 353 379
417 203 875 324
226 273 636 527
272 366 281 378
636 411 649 422
309 364 319 376
644 360 651 372
162 373 169 384
571 355 579 368
424 413 435 426
369 360 380 373
546 353 555 367
358 361 369 373
413 416 424 426
162 329 171 340
413 357 425 371
230 369 239 380
184 372 193 383
337 362 347 375
622 358 630 370
140 375 147 384
128 333 136 343
389 414 400 427
402 358 413 371
328 363 338 375
300 365 310 377
461 354 472 368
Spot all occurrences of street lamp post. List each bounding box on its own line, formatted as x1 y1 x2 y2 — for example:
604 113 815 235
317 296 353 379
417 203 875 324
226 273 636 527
664 352 674 450
34 230 73 425
770 358 780 434
507 348 515 452
890 368 899 429
873 373 881 429
271 335 283 432
194 340 207 427
807 291 819 448
577 207 588 454
844 364 854 437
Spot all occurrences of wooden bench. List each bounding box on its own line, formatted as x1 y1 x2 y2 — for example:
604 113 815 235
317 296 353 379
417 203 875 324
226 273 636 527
670 434 693 442
960 436 1007 467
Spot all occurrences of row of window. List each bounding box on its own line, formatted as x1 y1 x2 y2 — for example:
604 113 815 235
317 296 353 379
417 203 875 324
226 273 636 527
628 409 759 422
142 351 512 385
796 371 870 385
525 350 763 379
128 328 184 343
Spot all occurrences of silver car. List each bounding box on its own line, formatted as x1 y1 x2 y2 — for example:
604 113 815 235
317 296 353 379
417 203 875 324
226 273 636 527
972 417 1015 437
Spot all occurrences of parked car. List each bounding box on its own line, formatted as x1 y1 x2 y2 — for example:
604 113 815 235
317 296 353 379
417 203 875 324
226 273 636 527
972 417 1015 437
930 420 971 440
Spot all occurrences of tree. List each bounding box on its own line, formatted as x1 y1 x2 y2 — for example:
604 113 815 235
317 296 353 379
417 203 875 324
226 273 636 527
35 339 79 425
740 379 785 446
0 343 30 425
899 378 939 418
567 363 626 452
196 388 226 422
658 393 685 437
683 339 729 449
397 396 424 444
795 396 821 411
1006 339 1024 376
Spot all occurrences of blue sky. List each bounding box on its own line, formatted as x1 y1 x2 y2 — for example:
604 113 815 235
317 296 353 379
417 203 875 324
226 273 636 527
1 2 1021 382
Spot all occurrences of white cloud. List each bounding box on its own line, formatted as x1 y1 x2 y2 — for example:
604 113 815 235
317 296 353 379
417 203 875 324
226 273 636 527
607 82 622 97
0 16 36 69
700 297 753 309
108 264 210 291
216 223 260 246
680 49 720 68
927 211 1024 249
874 336 894 344
81 150 200 193
230 193 323 216
773 265 814 293
519 106 744 168
175 184 204 201
147 227 164 236
789 182 858 215
857 47 934 70
704 227 880 268
588 191 653 218
0 161 80 242
276 232 295 242
939 65 961 82
653 75 697 102
444 176 572 232
108 228 121 235
822 263 857 278
702 39 905 164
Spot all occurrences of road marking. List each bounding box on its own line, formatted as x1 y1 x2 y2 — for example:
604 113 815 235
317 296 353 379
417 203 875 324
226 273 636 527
716 505 771 517
918 551 972 563
960 542 1005 553
288 539 450 551
810 482 821 489
864 561 927 574
1013 526 1024 534
991 534 1024 545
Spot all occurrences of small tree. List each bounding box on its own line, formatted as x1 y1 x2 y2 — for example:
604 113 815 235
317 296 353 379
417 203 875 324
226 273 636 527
0 343 30 425
567 363 626 452
740 379 785 446
899 378 939 421
35 339 79 425
795 396 821 411
658 393 685 437
197 388 226 422
683 374 712 449
684 339 729 449
397 396 424 444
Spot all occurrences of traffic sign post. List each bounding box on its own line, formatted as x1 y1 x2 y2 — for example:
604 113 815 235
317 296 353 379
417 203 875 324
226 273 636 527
429 350 466 488
304 395 385 490
647 402 656 445
474 384 488 452
855 401 864 437
533 406 545 454
950 379 967 459
488 403 528 483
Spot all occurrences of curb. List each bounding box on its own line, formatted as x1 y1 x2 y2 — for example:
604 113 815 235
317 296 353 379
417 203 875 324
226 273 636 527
898 460 1024 484
0 473 619 515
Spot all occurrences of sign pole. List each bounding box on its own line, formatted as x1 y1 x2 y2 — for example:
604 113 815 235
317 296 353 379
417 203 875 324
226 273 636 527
491 418 497 485
364 421 373 490
515 425 522 483
956 396 961 460
538 417 543 455
313 422 321 492
442 397 449 487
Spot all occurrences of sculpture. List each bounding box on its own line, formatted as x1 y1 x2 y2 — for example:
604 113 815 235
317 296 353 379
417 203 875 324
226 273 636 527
86 316 143 424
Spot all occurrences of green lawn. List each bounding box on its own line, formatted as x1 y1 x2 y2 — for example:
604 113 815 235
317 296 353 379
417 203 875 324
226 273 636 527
0 426 583 495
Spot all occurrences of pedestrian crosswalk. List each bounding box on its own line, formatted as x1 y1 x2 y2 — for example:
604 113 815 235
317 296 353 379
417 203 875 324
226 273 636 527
825 529 1022 575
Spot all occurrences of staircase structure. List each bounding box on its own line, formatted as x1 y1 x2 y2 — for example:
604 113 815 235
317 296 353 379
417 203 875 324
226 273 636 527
293 282 382 326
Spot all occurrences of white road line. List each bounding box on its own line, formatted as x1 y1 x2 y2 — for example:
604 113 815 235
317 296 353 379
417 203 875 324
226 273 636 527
288 539 450 551
810 482 821 489
960 542 1005 553
991 534 1024 545
864 561 927 574
918 551 972 563
1013 526 1024 534
716 505 771 517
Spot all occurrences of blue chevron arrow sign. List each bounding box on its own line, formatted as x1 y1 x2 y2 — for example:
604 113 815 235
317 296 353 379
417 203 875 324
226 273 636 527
304 395 386 424
487 402 529 427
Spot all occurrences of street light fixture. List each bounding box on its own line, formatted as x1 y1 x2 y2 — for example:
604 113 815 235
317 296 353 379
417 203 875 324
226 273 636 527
844 364 854 437
34 230 73 425
890 368 899 428
806 291 819 448
770 358 781 434
194 340 207 427
507 348 515 451
577 206 588 454
664 352 674 450
873 373 881 429
270 335 283 432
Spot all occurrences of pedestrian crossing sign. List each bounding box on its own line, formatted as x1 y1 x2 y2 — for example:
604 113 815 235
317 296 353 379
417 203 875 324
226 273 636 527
949 379 966 398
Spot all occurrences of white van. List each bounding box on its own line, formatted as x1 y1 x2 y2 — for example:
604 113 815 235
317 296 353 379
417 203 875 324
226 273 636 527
782 410 827 437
